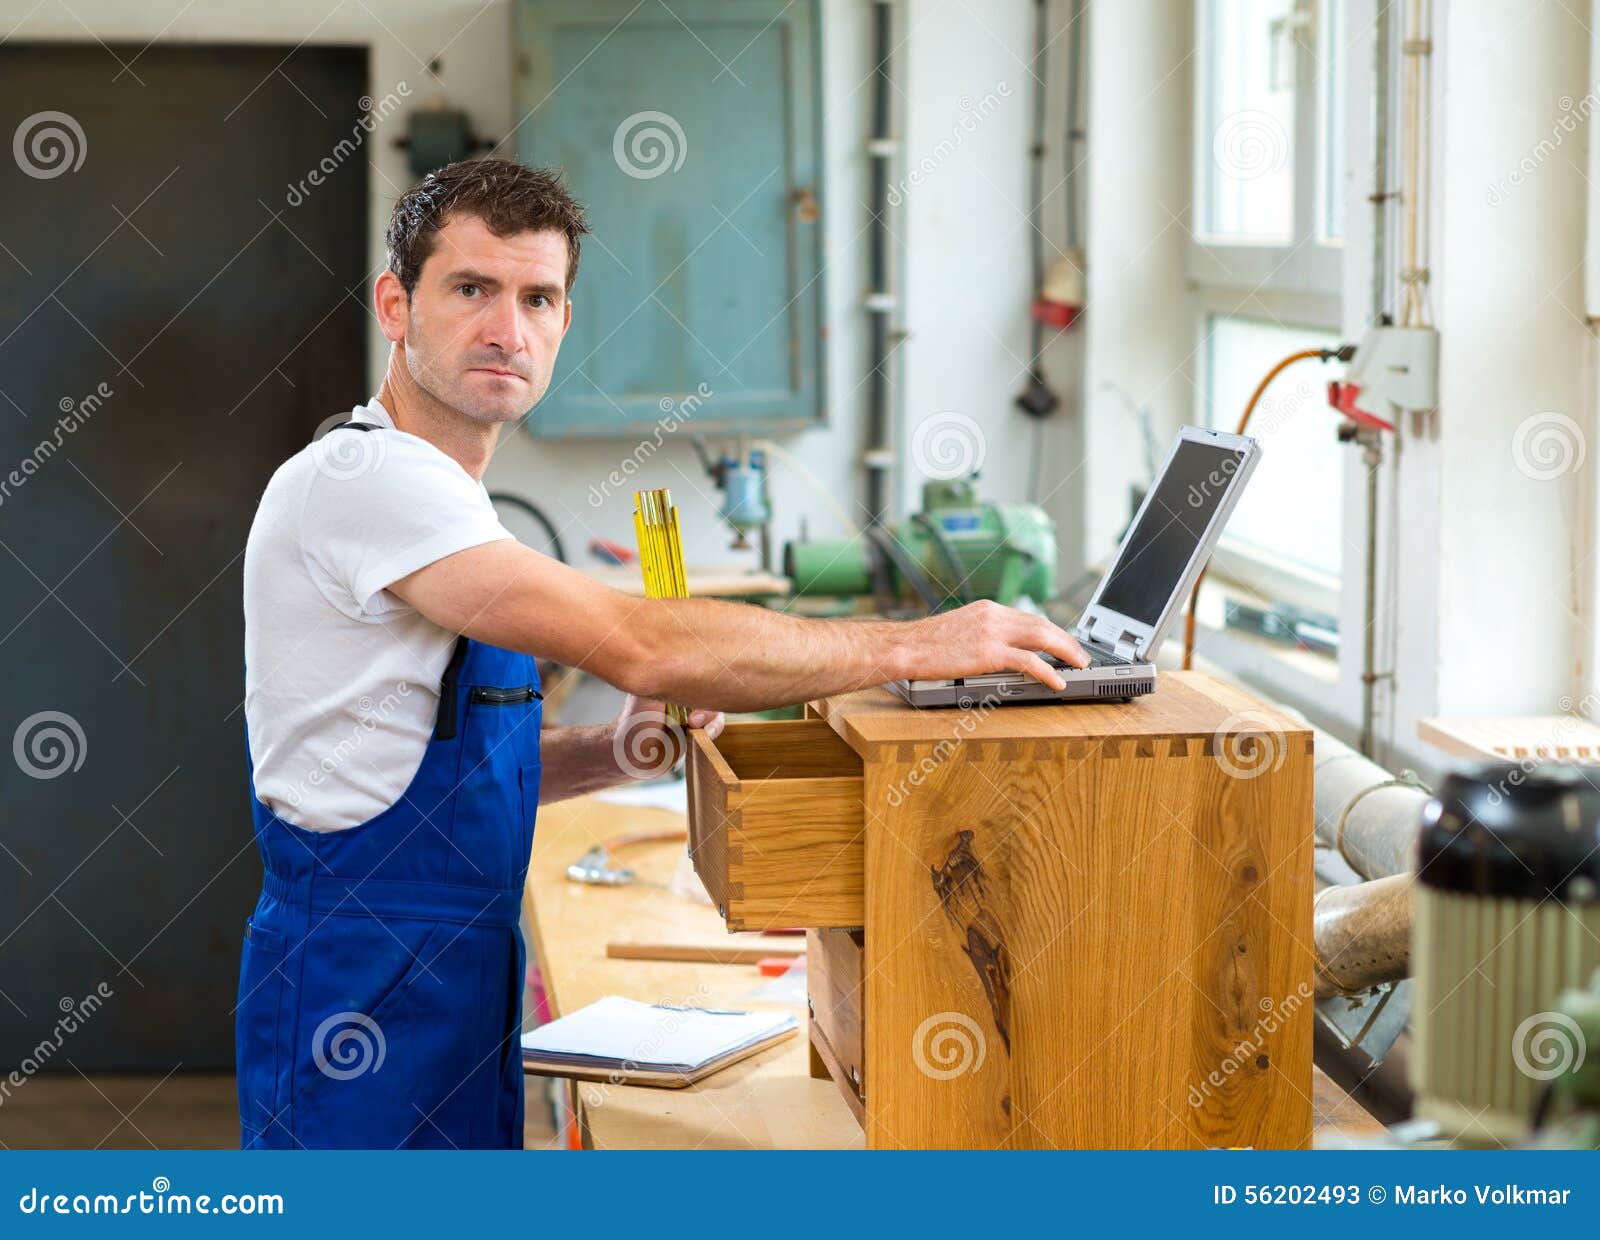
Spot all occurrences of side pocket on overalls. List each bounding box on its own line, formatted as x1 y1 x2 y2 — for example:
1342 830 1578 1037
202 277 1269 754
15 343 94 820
236 917 287 1146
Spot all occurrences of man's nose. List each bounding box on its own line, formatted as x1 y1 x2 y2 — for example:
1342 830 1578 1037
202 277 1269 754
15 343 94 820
478 292 524 357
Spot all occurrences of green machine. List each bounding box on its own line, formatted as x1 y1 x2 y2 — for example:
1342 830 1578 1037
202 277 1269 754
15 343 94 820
783 479 1057 610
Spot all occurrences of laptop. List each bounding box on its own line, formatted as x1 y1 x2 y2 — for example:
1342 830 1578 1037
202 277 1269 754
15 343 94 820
890 425 1262 708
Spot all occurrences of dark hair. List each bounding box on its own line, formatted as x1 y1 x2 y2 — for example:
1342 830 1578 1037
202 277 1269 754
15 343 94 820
385 158 590 298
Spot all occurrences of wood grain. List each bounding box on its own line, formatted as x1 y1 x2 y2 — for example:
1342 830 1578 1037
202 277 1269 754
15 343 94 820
606 934 805 964
829 671 1315 1149
806 928 866 1118
811 674 1305 751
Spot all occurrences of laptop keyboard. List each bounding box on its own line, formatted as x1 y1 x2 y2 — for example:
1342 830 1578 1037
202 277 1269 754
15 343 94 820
1045 644 1129 669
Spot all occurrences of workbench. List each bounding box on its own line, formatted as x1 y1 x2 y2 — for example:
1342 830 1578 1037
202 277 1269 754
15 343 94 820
524 784 1382 1148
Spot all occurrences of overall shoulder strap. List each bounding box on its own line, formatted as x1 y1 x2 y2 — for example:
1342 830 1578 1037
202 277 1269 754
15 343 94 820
431 635 472 742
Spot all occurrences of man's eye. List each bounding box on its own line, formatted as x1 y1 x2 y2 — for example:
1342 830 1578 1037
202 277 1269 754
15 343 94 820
527 295 549 308
458 283 480 297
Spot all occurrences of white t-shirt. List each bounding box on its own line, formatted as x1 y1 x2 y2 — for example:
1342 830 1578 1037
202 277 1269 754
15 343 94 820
243 397 514 830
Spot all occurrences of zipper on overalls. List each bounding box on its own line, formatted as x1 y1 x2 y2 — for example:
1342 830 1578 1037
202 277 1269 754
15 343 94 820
469 685 543 705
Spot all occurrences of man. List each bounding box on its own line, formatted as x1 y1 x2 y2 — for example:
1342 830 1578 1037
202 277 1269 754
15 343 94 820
238 158 1086 1150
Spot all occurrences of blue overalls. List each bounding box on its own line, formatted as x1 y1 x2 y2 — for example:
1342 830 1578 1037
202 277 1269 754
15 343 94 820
236 422 542 1149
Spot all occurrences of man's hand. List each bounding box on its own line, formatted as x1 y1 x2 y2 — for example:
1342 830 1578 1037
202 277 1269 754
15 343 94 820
611 694 725 781
896 600 1088 691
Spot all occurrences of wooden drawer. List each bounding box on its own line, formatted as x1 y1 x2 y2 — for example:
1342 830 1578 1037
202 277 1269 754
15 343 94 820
685 720 864 931
806 927 865 1124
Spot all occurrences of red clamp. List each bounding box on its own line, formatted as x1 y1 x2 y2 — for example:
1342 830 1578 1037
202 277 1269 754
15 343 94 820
1327 380 1397 433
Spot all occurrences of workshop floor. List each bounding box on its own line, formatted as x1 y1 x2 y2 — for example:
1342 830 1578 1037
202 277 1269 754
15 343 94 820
0 1075 562 1149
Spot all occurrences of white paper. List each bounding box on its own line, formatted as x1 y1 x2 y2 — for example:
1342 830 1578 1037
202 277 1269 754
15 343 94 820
519 995 795 1072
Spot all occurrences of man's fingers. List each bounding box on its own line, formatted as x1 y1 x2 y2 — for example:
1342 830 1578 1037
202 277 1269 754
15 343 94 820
1035 623 1088 669
687 709 726 739
1012 649 1067 691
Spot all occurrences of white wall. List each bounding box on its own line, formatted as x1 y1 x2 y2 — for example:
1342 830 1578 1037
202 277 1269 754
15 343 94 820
12 0 1055 590
1080 0 1195 562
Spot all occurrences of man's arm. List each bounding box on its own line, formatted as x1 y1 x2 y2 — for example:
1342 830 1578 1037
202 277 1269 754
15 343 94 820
536 698 725 804
388 538 1087 713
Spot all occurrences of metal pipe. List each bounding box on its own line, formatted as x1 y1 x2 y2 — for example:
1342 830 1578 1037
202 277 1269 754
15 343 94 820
1314 873 1412 998
1371 0 1392 323
1313 726 1431 880
865 0 894 527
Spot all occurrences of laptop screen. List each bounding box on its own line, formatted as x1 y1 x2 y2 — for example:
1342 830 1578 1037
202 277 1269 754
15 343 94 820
1095 439 1250 626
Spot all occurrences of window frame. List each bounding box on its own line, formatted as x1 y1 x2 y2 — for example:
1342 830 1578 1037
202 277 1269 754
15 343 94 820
1189 0 1347 621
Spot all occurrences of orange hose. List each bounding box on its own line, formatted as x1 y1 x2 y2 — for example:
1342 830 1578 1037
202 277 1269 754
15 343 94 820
1181 349 1326 671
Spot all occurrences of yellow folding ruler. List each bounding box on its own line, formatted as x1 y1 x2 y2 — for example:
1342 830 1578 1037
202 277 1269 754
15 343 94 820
632 488 690 724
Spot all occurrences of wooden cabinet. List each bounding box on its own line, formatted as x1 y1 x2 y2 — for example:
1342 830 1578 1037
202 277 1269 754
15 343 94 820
689 673 1316 1149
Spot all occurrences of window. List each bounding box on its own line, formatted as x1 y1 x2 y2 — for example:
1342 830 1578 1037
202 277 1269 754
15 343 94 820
1198 0 1297 244
1191 0 1347 623
1191 0 1343 290
1203 316 1342 608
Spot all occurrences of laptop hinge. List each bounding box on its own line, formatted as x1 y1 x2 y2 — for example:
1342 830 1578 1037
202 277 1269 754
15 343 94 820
1083 617 1144 662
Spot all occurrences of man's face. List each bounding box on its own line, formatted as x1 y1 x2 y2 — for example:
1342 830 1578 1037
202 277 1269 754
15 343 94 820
399 213 572 424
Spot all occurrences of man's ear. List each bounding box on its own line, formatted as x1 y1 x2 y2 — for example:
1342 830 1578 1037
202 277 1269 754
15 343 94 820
374 270 409 344
561 296 572 338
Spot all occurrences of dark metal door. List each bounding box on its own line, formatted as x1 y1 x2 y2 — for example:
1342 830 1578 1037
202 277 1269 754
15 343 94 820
0 44 369 1070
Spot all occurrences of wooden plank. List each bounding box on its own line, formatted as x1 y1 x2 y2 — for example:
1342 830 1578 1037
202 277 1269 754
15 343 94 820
1419 714 1600 764
522 796 863 1150
606 935 805 964
806 929 866 1116
811 672 1307 753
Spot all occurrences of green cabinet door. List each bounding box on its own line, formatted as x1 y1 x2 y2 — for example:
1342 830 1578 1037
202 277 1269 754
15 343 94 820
513 0 825 438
